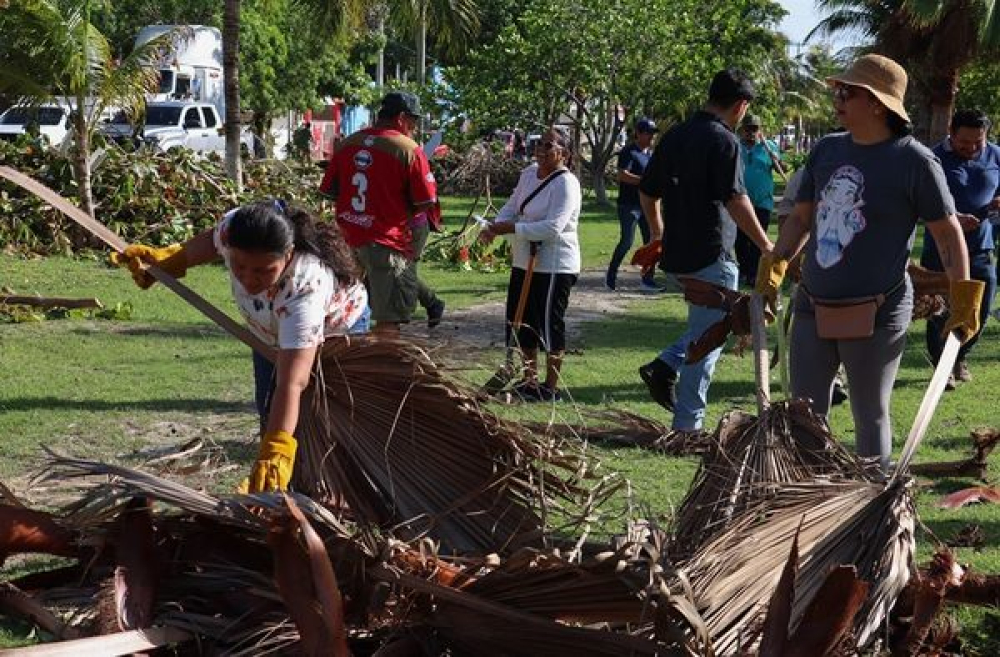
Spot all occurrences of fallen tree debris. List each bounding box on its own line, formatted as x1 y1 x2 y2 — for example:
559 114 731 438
911 428 999 480
0 294 103 310
937 486 1000 509
1 457 706 655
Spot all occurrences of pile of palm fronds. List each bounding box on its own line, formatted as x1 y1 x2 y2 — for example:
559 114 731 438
669 399 872 560
1 455 709 655
523 408 711 456
291 336 619 554
679 478 915 654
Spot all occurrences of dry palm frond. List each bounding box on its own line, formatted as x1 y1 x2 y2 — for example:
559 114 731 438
4 456 713 656
0 503 79 564
371 546 711 657
680 478 915 655
669 400 870 560
293 336 609 554
910 427 1000 479
523 408 711 456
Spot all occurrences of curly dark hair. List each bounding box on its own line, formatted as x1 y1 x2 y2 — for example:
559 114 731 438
226 200 362 286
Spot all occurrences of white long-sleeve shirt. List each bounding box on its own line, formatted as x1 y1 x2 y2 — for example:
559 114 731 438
494 164 582 273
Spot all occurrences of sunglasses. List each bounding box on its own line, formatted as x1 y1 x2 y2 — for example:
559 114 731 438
536 140 560 151
832 85 863 103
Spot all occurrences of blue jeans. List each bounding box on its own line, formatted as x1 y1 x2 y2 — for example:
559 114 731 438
252 305 371 429
607 204 654 286
926 251 996 364
656 255 739 430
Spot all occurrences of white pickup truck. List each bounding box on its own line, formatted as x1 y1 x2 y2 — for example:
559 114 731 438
105 100 254 155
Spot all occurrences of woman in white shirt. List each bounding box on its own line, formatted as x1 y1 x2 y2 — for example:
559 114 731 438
115 200 369 491
481 126 582 402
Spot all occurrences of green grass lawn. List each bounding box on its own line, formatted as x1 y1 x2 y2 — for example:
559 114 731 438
2 196 999 649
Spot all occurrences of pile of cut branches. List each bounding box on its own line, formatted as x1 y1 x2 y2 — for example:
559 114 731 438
0 138 324 254
0 456 708 655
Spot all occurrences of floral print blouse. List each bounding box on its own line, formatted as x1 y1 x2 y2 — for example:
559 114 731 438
214 214 368 349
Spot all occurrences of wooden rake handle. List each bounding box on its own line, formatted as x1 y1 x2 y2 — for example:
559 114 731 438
511 241 540 331
0 165 275 361
750 293 770 414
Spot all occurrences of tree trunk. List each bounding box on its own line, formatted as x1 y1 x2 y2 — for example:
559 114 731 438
590 165 608 205
71 109 94 219
416 9 427 86
223 0 243 190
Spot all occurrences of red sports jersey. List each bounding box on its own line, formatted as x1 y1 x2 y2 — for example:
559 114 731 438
319 127 438 256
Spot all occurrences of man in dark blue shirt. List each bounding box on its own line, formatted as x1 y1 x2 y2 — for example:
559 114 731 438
635 69 772 431
922 109 1000 387
606 117 658 291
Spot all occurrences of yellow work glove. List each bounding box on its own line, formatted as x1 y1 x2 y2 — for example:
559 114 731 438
242 430 298 493
630 241 663 277
754 254 788 317
943 279 985 344
110 244 187 289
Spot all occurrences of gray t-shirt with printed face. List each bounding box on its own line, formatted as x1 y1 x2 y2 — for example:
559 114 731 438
797 133 954 299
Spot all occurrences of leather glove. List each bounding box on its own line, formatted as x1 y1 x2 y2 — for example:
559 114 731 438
754 254 788 317
630 241 662 277
241 430 298 493
943 279 985 344
110 244 187 289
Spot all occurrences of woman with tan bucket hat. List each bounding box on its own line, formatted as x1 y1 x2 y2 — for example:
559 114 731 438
755 53 985 471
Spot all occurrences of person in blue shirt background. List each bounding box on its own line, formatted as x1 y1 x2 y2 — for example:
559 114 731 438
922 109 1000 388
606 117 659 291
736 114 786 286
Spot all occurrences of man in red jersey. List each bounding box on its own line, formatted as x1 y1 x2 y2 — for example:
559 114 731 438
319 91 440 333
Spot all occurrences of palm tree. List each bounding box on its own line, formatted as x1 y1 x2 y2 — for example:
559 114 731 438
809 0 1000 143
0 0 173 217
223 0 242 189
220 0 364 188
388 0 479 85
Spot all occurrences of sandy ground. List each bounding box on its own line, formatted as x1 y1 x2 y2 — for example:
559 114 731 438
410 267 672 351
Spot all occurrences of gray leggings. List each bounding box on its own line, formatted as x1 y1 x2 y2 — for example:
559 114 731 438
789 311 907 469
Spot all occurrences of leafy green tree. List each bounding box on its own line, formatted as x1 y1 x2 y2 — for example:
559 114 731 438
0 0 173 216
449 0 784 203
810 0 1000 143
90 0 221 57
240 0 379 145
956 59 1000 122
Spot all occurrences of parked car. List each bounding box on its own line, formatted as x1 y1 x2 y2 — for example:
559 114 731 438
103 100 253 155
0 104 72 145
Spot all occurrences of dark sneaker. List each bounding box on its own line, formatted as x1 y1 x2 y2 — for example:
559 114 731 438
638 359 677 411
831 379 848 406
427 298 445 328
639 280 666 293
512 381 562 403
512 380 543 402
605 272 617 291
945 374 957 392
954 359 971 383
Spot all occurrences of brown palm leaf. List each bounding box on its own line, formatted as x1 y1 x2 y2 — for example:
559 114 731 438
669 400 871 561
680 479 915 655
371 546 711 657
292 336 606 554
522 408 711 456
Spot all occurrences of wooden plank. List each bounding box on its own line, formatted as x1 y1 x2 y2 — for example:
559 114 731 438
0 295 103 310
0 627 192 656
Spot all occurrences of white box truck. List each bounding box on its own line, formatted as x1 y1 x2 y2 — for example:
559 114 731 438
136 25 225 117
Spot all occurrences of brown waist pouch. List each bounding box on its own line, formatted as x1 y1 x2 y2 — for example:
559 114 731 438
805 279 903 340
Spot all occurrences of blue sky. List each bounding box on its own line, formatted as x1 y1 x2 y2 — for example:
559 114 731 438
778 0 821 45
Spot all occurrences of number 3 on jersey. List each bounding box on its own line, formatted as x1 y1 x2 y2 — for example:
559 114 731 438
351 172 368 212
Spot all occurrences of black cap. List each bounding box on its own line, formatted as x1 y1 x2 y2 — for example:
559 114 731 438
635 117 658 133
741 114 761 128
379 91 422 118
